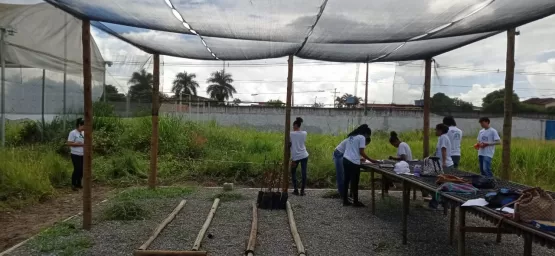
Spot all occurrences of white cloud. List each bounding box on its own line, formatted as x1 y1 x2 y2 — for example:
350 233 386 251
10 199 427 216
457 84 503 106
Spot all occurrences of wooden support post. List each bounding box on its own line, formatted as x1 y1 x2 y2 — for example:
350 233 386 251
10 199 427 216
423 58 432 158
502 28 516 181
449 204 456 245
282 55 293 192
139 200 187 250
286 201 306 256
401 180 409 245
192 198 220 251
458 206 466 256
81 19 93 231
364 62 369 116
245 202 258 256
370 171 375 215
149 54 160 189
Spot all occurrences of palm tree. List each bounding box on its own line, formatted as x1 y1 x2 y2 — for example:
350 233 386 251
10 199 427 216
128 69 153 103
172 71 199 97
206 70 236 103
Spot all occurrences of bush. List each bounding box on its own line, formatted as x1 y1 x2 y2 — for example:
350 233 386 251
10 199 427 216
102 200 150 220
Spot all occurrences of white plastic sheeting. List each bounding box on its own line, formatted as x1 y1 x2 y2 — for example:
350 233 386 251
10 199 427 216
0 3 105 79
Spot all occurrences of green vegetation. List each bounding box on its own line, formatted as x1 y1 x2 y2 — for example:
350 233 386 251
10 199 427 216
102 200 150 221
213 191 244 202
2 114 555 210
30 222 92 255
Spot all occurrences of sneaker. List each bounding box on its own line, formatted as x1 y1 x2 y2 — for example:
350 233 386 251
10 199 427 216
71 186 78 191
292 190 299 196
76 185 83 189
343 201 352 206
300 190 305 196
353 201 366 207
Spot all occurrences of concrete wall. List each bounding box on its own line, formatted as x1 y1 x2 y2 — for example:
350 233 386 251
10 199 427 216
163 106 545 140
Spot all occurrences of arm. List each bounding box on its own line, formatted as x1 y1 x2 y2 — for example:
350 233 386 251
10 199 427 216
360 148 378 163
480 131 501 147
441 147 448 168
67 141 83 147
388 155 407 161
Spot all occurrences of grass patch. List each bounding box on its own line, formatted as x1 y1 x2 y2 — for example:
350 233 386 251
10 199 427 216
113 187 194 202
30 222 92 255
213 191 244 202
102 200 150 221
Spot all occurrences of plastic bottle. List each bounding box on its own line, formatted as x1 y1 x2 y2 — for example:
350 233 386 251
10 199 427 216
413 165 421 177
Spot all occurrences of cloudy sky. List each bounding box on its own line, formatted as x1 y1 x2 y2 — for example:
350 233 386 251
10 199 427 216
5 0 555 107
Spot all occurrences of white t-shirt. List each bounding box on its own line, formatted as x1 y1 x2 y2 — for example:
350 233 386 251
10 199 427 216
343 135 366 165
335 139 348 154
447 126 463 156
436 134 453 167
68 129 84 156
477 127 501 158
397 142 413 161
290 131 309 161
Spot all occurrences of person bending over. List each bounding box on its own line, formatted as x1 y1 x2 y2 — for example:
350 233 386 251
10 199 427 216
342 125 377 207
333 124 370 197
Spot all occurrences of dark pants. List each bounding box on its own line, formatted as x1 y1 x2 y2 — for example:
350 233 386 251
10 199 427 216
291 157 308 191
71 154 83 187
452 155 461 169
343 159 361 204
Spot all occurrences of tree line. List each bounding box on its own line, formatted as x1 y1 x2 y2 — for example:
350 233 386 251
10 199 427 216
103 69 237 104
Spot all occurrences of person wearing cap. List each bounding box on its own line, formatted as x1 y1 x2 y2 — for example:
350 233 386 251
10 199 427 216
67 118 85 191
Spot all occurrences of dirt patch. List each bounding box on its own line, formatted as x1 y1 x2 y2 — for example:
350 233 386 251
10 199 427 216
0 184 113 252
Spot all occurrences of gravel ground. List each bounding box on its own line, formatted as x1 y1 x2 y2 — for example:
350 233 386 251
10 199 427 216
6 188 555 256
201 196 252 255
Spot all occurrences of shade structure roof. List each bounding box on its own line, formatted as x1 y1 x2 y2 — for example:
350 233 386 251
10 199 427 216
45 0 555 62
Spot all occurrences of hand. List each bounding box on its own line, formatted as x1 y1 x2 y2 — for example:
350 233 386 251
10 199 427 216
479 142 488 148
290 161 297 168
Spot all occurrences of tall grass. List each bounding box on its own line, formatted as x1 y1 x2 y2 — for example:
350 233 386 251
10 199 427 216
2 115 555 210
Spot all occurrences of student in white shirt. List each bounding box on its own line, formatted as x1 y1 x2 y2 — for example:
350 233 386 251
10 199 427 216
290 117 309 196
67 118 85 191
388 131 413 161
443 116 462 168
435 123 454 170
342 125 377 207
333 124 370 197
477 117 501 177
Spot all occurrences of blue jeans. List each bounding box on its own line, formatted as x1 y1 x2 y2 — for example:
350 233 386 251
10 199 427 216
479 155 493 177
291 157 308 191
333 150 344 194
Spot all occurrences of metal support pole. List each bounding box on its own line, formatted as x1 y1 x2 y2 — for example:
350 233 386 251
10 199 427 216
63 13 67 131
126 93 130 117
102 63 107 103
402 180 409 245
423 58 432 158
41 69 45 141
523 234 532 256
502 28 516 181
179 92 182 113
458 206 466 256
0 28 6 148
149 54 160 189
449 204 456 245
370 171 375 215
282 55 293 192
81 19 93 230
364 62 369 116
